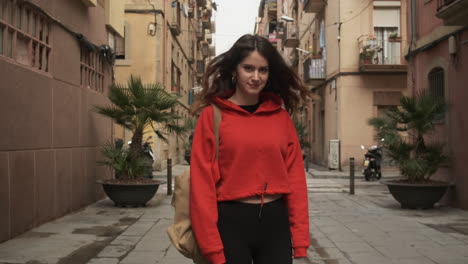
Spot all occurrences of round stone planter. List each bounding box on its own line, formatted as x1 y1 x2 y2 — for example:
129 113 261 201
381 180 453 209
97 179 165 207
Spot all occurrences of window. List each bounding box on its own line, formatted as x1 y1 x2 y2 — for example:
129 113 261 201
188 89 194 105
80 47 104 93
312 104 316 142
373 7 401 65
115 29 125 60
171 61 181 93
0 0 51 72
428 67 444 100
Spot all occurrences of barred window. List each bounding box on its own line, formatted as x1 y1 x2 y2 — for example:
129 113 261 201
80 47 104 93
0 0 51 72
428 67 444 100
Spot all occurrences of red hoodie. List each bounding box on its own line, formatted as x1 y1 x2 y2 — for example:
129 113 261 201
190 92 310 264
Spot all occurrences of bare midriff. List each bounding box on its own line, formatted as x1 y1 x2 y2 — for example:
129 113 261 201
235 194 283 204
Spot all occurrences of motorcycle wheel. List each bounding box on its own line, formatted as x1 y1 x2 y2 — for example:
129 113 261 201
364 169 371 181
376 172 382 180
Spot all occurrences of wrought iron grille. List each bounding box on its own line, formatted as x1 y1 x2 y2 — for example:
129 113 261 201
437 0 458 11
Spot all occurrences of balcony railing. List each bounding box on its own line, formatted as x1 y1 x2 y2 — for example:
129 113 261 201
267 0 277 17
196 22 204 40
205 29 212 44
303 57 326 81
201 42 209 57
358 36 407 73
170 6 181 36
196 60 205 77
283 23 299 48
209 45 216 57
303 0 325 13
436 0 468 26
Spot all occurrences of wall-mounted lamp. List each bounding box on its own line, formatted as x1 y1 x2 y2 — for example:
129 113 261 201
148 23 156 36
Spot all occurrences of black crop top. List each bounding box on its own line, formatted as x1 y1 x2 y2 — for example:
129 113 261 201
239 102 261 114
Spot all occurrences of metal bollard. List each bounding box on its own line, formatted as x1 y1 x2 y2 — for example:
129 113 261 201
167 159 172 195
349 157 355 195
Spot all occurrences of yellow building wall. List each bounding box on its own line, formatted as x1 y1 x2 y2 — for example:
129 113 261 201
114 0 207 170
106 0 125 37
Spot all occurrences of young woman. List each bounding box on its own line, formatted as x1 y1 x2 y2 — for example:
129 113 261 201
190 34 310 264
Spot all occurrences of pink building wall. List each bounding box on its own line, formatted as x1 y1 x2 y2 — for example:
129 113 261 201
408 1 468 209
0 0 113 242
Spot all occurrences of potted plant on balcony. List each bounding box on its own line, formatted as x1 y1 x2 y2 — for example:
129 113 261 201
95 75 187 207
311 50 322 59
360 44 377 64
368 91 452 209
388 32 402 42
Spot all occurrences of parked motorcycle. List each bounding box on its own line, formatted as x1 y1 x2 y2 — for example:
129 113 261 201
128 137 154 179
360 139 384 181
142 137 154 179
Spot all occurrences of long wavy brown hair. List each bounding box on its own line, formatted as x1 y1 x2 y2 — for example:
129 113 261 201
190 34 310 115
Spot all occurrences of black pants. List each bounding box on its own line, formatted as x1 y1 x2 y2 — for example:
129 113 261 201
217 198 292 264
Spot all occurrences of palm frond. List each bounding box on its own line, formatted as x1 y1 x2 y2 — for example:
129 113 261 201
367 90 450 182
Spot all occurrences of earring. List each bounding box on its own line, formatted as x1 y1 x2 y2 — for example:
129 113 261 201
231 75 237 84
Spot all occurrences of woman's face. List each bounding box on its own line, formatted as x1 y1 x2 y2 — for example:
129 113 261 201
234 51 269 99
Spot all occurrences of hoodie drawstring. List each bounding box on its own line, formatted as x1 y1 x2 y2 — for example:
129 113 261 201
258 182 268 220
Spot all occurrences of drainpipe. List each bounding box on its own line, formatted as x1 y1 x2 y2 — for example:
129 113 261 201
336 0 341 145
163 0 167 87
410 0 417 97
410 0 417 50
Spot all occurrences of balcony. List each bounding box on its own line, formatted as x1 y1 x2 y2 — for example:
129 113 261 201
267 0 277 17
303 57 326 82
211 21 216 33
200 41 209 57
209 45 216 57
196 60 205 78
196 22 204 40
188 7 194 18
436 0 468 26
170 22 181 36
202 16 210 29
303 0 325 13
358 36 407 73
170 6 181 36
283 23 299 48
197 0 207 8
205 29 212 44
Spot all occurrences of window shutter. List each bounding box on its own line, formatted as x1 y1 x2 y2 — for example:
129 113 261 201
373 8 400 28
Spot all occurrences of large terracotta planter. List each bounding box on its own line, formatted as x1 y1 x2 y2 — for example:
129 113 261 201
97 179 165 207
381 180 453 209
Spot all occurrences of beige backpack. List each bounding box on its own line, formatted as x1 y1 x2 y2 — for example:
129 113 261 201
167 105 221 264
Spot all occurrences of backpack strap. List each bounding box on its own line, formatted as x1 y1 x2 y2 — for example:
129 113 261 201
211 104 222 161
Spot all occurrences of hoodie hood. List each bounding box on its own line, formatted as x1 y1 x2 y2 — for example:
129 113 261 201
212 91 284 115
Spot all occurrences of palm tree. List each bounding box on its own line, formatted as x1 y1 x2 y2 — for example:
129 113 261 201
294 119 311 151
368 90 449 183
95 75 187 159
